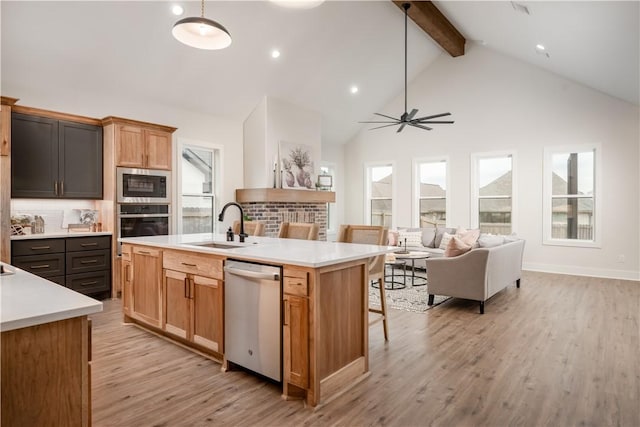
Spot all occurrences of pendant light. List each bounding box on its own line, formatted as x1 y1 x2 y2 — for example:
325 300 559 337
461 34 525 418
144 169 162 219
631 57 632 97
172 0 232 50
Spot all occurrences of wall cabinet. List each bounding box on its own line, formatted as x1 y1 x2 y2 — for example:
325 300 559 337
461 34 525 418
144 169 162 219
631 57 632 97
11 235 111 299
283 268 310 389
11 112 103 199
163 249 224 354
130 246 163 328
115 124 172 170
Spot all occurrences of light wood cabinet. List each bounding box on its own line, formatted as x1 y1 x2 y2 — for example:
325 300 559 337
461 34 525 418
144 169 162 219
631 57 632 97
131 246 162 327
121 245 132 315
115 124 172 170
162 249 224 354
283 268 310 389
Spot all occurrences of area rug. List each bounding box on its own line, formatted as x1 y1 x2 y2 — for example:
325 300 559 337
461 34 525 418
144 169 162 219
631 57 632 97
369 282 450 314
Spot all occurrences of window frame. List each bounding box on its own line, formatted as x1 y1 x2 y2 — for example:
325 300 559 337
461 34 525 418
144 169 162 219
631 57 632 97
412 156 450 228
543 144 601 248
319 161 337 235
364 161 396 228
470 151 517 234
176 138 224 235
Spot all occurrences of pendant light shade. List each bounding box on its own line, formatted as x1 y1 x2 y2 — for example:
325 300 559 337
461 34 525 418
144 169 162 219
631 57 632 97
172 1 231 50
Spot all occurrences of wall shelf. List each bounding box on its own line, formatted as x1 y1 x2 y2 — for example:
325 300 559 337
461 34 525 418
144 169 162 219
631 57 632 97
235 188 335 204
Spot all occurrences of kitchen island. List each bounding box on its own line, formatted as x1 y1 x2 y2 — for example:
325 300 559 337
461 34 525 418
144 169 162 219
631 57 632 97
119 233 392 407
0 262 103 426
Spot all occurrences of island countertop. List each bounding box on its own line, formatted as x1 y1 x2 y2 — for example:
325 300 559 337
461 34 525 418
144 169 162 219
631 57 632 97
119 233 394 268
0 262 103 332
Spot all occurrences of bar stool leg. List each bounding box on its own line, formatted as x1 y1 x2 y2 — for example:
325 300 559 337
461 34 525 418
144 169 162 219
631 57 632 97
378 277 389 341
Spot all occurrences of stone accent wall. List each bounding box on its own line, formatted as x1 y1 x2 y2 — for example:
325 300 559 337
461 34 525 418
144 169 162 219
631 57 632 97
240 202 328 241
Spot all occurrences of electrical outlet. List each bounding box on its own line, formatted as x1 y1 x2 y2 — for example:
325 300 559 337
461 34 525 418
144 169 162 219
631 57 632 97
616 254 625 263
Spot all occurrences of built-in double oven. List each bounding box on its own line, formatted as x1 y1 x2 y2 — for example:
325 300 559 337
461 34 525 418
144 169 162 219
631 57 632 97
116 168 171 253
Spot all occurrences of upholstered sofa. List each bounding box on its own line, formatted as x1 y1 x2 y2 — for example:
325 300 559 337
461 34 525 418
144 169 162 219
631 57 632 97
390 227 457 269
425 237 525 314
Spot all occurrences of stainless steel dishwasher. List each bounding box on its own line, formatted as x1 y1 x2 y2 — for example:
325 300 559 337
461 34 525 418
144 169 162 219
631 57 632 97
224 259 282 382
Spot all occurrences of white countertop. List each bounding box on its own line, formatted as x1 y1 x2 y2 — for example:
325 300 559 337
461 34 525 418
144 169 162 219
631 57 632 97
11 231 112 240
119 233 395 268
0 262 103 332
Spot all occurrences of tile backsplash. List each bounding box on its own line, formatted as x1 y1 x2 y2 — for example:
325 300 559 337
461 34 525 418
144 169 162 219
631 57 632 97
11 199 99 234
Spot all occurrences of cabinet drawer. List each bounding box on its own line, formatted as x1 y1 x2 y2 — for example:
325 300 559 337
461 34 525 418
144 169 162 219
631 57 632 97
66 249 111 274
121 244 132 261
66 235 111 252
284 276 308 296
163 250 223 279
12 253 65 277
12 238 65 256
48 275 66 287
67 270 111 295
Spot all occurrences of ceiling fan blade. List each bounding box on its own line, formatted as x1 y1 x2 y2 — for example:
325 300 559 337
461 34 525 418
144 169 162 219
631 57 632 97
397 123 407 133
359 120 400 124
406 109 418 120
416 120 455 124
374 112 401 121
410 123 433 131
368 123 402 130
414 112 451 121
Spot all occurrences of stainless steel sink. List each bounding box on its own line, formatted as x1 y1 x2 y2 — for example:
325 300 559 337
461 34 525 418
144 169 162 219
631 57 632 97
189 242 244 250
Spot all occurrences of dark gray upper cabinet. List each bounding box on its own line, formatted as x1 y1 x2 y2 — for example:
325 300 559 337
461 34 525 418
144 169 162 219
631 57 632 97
11 112 103 199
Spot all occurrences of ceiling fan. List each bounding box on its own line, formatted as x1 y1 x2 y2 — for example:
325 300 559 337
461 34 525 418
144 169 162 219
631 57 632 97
360 2 454 133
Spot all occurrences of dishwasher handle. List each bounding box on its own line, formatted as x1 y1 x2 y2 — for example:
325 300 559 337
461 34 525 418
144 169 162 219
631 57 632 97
224 266 280 281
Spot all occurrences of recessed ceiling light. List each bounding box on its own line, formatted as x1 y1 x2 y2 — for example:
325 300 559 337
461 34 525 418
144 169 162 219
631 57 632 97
535 44 550 58
271 49 281 59
535 44 545 51
350 85 359 94
172 5 184 16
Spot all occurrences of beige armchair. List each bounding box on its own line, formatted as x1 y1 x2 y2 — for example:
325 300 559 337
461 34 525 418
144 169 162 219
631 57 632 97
338 224 389 341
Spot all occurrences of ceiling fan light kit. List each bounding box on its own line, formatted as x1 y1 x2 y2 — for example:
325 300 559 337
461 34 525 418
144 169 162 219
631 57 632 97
172 0 231 50
360 2 454 133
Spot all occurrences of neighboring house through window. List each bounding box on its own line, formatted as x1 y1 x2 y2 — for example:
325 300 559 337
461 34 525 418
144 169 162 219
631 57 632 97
365 163 394 228
178 141 221 234
471 152 516 234
414 158 448 227
543 145 600 247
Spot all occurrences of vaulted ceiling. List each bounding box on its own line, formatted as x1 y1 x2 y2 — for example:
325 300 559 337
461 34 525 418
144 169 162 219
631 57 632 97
1 1 638 145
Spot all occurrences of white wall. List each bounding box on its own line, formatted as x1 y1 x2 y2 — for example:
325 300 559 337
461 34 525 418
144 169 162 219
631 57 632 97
344 44 640 280
320 143 345 241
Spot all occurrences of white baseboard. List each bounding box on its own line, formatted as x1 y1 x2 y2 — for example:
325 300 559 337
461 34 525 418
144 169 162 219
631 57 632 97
523 262 640 281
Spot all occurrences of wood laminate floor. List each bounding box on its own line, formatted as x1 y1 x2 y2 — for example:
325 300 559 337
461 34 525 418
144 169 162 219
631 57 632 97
91 271 640 426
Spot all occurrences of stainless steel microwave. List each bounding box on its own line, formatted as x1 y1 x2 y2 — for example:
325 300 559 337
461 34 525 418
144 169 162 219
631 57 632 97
117 167 171 204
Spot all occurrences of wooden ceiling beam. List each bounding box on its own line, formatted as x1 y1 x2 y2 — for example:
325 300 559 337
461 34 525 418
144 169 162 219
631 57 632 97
393 1 466 57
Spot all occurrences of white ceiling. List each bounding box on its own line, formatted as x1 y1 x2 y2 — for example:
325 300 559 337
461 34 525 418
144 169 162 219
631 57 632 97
2 1 638 146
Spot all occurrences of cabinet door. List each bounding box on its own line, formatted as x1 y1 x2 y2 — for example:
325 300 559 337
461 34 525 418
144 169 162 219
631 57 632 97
121 259 132 315
145 129 172 170
11 113 58 198
58 120 103 199
163 269 190 339
115 125 145 168
131 247 162 327
191 275 223 353
283 294 309 388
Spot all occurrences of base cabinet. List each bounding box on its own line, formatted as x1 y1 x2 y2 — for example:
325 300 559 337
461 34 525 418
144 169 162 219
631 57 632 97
283 268 310 390
121 246 132 315
130 246 162 328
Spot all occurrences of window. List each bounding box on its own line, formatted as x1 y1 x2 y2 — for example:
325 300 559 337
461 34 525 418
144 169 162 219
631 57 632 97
471 153 515 234
415 159 448 227
366 163 393 228
179 143 219 234
543 145 600 246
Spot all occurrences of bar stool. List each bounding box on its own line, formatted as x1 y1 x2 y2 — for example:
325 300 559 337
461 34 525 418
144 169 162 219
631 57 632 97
337 224 389 341
278 222 319 240
232 220 265 236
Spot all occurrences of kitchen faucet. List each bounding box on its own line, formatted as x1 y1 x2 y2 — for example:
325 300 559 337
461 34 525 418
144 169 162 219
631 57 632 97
218 202 248 243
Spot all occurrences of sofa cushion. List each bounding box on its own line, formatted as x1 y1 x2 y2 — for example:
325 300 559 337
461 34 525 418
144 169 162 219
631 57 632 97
434 228 454 248
421 228 436 247
444 236 472 257
478 234 505 248
397 230 423 247
439 232 454 249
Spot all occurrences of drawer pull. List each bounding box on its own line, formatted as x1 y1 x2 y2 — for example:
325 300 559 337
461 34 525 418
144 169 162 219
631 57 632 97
81 243 98 247
181 262 197 267
30 264 50 269
80 259 98 264
80 281 98 286
30 246 51 250
138 250 150 255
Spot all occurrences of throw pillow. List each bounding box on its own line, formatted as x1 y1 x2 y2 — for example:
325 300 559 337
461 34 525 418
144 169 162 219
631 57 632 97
388 230 399 246
478 234 505 248
397 230 423 248
459 228 480 246
434 228 452 248
444 236 472 257
438 232 454 250
421 228 436 247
